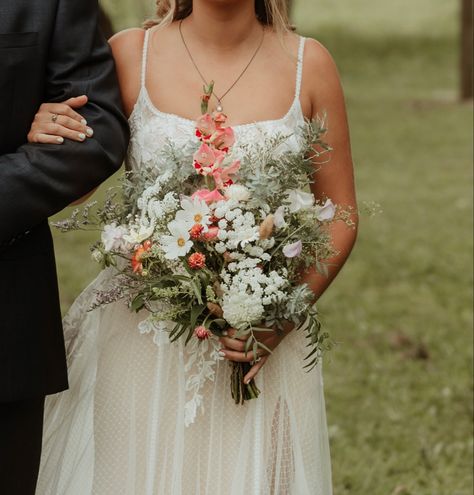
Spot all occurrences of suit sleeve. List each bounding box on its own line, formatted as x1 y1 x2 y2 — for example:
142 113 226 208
0 0 129 244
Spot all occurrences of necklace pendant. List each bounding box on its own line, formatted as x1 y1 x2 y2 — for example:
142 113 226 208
216 103 223 113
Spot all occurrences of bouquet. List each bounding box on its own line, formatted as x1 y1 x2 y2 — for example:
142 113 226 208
55 91 353 406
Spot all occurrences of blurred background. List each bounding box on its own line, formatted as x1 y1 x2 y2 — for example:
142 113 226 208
52 1 473 493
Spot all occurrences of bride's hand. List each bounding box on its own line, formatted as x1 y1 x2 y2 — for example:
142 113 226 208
219 322 294 384
27 95 94 144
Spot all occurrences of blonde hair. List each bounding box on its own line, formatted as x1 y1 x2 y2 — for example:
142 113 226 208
144 0 291 33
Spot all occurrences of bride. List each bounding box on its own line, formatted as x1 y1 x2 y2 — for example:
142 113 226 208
30 0 357 493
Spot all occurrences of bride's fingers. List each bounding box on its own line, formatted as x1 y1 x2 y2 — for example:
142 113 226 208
30 133 65 144
62 95 88 109
243 355 268 384
224 327 248 340
38 114 92 136
219 336 246 351
219 347 266 363
37 102 86 124
30 122 88 143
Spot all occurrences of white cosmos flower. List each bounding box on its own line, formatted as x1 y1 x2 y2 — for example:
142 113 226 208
175 197 211 229
283 240 303 258
123 224 154 245
285 189 314 213
316 199 336 221
161 220 193 259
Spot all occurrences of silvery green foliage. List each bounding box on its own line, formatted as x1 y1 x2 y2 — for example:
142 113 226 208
238 118 331 210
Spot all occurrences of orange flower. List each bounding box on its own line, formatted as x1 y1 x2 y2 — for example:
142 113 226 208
189 224 204 240
188 252 206 269
131 241 152 274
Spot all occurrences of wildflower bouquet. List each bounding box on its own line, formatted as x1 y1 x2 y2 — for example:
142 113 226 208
55 95 352 405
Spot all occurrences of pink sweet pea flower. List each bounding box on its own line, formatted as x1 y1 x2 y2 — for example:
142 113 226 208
203 226 219 241
191 188 225 204
282 240 303 258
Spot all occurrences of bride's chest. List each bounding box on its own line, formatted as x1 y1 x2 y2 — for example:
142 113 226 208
127 96 305 170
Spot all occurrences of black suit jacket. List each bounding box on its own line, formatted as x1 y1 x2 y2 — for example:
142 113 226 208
0 0 129 402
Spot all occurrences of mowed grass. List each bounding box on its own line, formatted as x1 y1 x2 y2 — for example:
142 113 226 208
51 1 473 493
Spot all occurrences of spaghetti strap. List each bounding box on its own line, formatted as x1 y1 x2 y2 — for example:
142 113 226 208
295 36 306 99
141 29 151 89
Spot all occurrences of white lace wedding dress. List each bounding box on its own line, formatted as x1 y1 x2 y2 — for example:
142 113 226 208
37 32 333 495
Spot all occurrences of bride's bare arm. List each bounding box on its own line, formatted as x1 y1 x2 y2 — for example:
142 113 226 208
302 38 358 300
222 39 358 384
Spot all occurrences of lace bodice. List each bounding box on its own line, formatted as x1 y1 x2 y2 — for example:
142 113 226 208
127 29 307 172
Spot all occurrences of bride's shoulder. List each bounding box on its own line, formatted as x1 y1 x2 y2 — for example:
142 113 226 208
109 28 146 63
108 28 147 117
301 36 339 74
299 35 344 105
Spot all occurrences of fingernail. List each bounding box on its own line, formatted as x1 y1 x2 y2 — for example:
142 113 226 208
86 128 94 137
244 378 250 384
56 137 64 144
81 119 87 125
218 351 226 357
78 133 86 140
222 330 228 336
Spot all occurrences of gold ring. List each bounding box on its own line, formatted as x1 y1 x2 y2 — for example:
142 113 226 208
51 114 58 123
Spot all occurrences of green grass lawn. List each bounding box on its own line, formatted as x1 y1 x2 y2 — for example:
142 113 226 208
52 1 473 493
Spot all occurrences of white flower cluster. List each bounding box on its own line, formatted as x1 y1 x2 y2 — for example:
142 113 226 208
221 267 288 329
212 196 262 253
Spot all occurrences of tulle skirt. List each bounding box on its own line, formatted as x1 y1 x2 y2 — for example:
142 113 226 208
37 269 333 494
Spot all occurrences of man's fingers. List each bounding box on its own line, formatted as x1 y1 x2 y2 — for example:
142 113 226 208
244 356 268 384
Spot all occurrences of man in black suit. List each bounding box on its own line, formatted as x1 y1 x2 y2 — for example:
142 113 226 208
0 0 129 493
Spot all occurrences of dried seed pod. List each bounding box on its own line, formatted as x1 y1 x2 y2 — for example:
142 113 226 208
213 281 224 297
207 302 224 318
259 214 274 240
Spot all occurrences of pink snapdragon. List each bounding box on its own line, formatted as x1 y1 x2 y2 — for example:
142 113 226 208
210 127 235 151
193 143 225 176
195 113 216 141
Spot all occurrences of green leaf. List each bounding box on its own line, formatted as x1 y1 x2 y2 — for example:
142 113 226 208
130 294 145 312
257 341 273 355
190 277 203 304
190 304 206 329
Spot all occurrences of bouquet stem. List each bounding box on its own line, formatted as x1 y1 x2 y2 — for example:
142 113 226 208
230 362 261 404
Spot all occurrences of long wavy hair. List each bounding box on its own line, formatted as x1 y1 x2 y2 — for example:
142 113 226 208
144 0 291 32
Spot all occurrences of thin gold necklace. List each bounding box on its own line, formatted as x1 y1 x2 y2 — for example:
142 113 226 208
179 19 265 113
